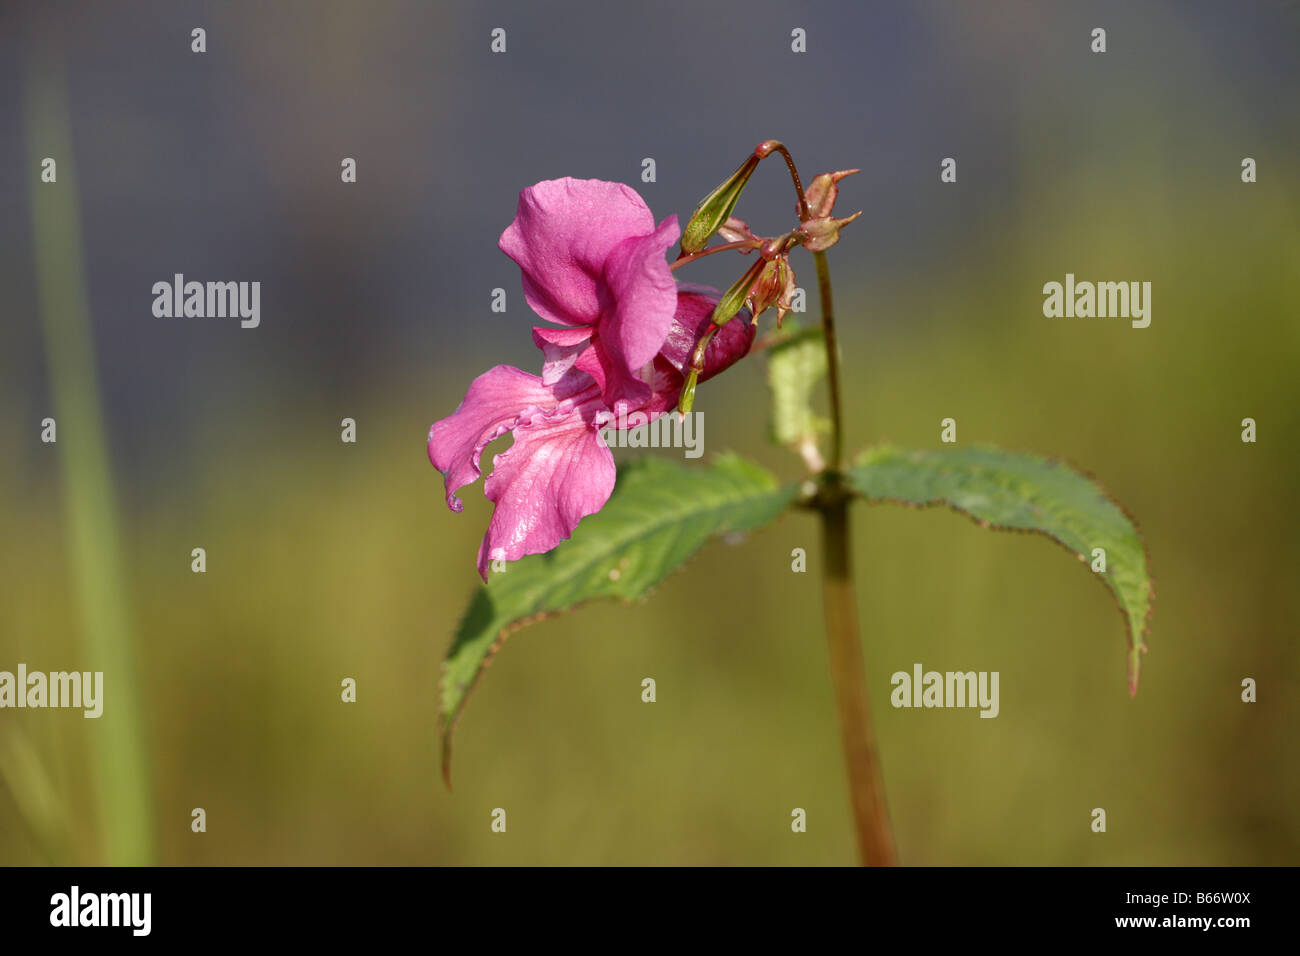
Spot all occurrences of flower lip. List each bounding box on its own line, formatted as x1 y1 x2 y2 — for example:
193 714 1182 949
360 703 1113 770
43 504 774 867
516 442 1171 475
427 364 615 580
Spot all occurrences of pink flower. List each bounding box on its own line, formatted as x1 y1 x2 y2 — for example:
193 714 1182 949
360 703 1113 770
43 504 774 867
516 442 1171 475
428 287 754 579
429 179 755 579
499 178 680 414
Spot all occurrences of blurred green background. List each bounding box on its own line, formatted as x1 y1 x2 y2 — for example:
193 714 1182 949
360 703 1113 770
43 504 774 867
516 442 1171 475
1 0 1297 864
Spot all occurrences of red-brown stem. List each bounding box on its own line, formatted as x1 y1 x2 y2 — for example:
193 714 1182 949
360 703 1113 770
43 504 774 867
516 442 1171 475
814 251 844 472
819 491 896 866
674 147 894 864
671 239 762 271
769 142 809 221
813 248 897 866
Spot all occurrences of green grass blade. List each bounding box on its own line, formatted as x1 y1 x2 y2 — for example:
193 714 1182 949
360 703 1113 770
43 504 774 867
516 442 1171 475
25 59 155 864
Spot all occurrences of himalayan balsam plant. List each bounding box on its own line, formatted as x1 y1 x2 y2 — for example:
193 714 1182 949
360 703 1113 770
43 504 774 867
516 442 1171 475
426 141 1154 865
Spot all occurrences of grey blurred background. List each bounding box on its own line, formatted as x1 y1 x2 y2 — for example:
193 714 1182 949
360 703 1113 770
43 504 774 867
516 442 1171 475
0 0 1297 864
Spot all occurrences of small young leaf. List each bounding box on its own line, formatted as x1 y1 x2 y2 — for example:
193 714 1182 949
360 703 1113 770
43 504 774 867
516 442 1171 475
766 322 829 450
848 445 1153 695
440 454 797 783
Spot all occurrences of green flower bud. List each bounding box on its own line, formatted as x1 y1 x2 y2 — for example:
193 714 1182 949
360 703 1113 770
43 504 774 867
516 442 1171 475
680 154 761 254
676 368 699 415
711 257 766 326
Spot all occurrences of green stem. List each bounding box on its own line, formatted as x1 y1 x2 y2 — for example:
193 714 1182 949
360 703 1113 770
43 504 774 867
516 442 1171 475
813 250 896 866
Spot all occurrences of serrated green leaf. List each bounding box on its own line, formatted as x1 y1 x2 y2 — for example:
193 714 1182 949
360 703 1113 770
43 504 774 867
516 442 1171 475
766 322 829 448
440 453 797 782
848 445 1153 695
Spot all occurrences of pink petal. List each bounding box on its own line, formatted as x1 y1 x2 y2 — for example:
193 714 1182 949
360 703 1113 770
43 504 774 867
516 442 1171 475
498 178 657 329
592 215 681 412
642 285 756 415
641 359 692 418
657 284 756 382
427 365 598 515
532 326 595 385
477 400 616 579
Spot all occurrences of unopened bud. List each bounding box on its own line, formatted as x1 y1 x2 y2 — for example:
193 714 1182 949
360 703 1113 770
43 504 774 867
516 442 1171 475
803 168 860 221
749 257 791 318
680 154 761 254
676 368 699 415
677 322 718 415
798 211 862 252
711 257 766 326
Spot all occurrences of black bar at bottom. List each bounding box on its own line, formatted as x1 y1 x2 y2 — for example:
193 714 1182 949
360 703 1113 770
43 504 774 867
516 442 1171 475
0 865 1284 942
